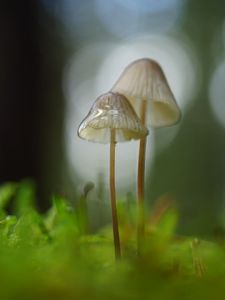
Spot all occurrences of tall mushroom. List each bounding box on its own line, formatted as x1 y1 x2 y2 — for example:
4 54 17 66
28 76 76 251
111 58 181 246
78 92 148 259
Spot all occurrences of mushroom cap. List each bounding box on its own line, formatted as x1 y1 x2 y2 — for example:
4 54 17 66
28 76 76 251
111 58 181 128
78 92 148 143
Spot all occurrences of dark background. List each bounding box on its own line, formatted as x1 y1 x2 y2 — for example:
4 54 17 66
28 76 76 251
0 1 65 209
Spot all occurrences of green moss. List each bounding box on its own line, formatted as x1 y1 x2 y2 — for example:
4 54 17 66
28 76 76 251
0 181 224 299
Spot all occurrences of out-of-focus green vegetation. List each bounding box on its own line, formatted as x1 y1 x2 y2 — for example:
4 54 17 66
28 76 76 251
0 181 225 300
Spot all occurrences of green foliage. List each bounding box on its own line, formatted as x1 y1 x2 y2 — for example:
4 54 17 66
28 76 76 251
0 181 225 299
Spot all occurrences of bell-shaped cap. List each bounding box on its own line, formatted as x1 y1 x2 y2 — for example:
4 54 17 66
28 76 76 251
111 58 181 128
78 92 148 143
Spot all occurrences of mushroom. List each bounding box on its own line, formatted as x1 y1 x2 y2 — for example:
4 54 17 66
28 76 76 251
78 92 148 259
111 58 181 245
111 58 181 128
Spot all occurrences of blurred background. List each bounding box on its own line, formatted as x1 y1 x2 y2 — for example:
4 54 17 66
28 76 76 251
1 0 225 237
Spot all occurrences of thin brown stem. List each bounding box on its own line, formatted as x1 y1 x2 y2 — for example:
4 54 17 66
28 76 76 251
110 128 121 259
137 100 147 253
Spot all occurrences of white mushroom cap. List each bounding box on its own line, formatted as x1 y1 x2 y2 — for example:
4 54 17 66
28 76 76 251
111 58 181 128
78 92 148 143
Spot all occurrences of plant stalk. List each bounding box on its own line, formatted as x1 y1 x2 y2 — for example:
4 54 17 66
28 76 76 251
110 128 121 259
137 100 147 253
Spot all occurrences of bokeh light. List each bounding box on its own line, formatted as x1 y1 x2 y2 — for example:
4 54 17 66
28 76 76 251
95 0 185 38
40 0 186 40
63 34 199 189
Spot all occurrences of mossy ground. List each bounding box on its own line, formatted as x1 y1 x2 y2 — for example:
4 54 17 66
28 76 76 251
0 181 225 300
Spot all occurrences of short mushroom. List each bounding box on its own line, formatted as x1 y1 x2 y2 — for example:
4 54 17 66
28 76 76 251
111 58 181 245
78 91 148 259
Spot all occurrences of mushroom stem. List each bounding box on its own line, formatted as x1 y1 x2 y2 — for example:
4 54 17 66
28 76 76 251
137 100 147 252
110 128 121 259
